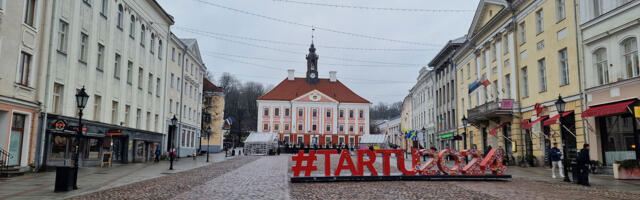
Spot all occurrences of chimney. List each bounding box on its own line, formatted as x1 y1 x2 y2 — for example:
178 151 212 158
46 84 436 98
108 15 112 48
329 71 337 82
287 69 295 80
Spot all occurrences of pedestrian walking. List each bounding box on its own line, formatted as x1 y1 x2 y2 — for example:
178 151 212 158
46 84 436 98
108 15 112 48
154 146 161 163
576 144 591 186
549 143 564 178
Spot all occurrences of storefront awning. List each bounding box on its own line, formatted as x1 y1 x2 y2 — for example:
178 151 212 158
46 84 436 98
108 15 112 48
489 122 508 135
543 111 574 126
581 99 636 118
524 116 548 130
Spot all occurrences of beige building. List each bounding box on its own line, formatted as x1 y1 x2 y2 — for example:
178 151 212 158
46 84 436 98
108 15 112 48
400 94 412 150
579 0 640 166
201 78 225 152
166 35 206 157
0 0 45 171
455 0 585 166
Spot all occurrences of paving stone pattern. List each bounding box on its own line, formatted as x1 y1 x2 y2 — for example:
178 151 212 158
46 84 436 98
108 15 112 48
172 155 290 200
69 156 259 200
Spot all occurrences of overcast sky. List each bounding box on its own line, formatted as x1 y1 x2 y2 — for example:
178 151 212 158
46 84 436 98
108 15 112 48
157 0 479 105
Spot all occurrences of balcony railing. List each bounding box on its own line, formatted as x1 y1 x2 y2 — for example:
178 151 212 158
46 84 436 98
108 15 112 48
468 99 519 123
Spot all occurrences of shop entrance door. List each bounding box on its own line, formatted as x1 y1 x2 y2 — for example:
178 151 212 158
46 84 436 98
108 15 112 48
8 114 26 166
543 126 551 167
560 113 577 161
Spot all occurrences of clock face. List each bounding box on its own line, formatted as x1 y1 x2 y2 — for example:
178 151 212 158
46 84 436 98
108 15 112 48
310 73 316 78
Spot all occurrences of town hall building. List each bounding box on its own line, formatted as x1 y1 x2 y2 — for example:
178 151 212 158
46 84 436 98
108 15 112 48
256 43 371 148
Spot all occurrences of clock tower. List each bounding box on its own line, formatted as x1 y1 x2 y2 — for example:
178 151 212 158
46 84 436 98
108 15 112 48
306 42 319 84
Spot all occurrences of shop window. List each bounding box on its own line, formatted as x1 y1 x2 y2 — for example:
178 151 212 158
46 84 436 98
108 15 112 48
85 138 101 160
50 135 68 160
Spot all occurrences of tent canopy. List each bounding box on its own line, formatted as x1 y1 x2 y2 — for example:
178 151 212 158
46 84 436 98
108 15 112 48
359 134 387 144
244 132 278 143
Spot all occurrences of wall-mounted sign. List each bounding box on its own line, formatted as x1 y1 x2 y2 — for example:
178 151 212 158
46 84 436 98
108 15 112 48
107 129 122 136
440 133 454 139
634 106 640 118
54 120 67 131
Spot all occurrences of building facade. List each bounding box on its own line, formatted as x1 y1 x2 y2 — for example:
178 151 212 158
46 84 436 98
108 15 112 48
0 0 46 170
256 44 371 148
428 36 465 150
455 0 585 166
201 78 225 153
579 0 640 166
410 67 435 149
400 94 413 150
166 35 205 157
38 0 174 166
381 117 402 148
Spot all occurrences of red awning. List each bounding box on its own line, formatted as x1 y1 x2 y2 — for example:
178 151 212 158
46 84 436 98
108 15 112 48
524 116 548 130
489 122 508 135
543 111 574 126
581 100 636 118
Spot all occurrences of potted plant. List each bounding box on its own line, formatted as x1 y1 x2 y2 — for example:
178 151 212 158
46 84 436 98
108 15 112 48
614 159 640 179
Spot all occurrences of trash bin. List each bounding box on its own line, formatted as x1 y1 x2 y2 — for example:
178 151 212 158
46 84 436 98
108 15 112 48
571 163 579 184
54 166 77 192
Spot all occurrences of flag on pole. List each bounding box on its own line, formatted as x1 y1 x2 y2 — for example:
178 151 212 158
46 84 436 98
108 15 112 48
225 117 233 126
480 74 491 86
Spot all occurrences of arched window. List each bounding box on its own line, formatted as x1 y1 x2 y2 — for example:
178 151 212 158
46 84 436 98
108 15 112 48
594 48 608 85
117 4 123 29
621 37 639 78
129 15 135 38
150 33 156 54
158 40 163 59
140 24 146 47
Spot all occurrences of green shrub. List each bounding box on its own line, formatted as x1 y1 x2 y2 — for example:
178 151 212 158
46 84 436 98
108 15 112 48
616 159 640 170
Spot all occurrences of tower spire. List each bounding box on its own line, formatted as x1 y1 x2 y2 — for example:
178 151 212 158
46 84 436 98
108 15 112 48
311 27 315 44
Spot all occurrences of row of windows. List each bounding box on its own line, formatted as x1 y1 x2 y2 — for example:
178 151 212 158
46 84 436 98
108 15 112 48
593 37 639 85
51 83 160 131
263 107 364 119
263 122 365 133
181 130 197 148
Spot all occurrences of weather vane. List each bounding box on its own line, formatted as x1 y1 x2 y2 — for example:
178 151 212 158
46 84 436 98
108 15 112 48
311 27 315 43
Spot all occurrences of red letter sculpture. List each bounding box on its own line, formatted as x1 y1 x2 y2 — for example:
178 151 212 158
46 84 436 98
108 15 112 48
415 149 439 175
461 149 484 175
334 150 357 176
316 150 338 176
437 149 465 175
356 150 377 176
479 148 507 175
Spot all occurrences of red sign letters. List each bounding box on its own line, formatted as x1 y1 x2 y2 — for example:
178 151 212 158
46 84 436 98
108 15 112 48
291 148 506 177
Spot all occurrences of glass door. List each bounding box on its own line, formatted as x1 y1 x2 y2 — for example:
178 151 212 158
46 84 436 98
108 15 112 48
9 114 26 166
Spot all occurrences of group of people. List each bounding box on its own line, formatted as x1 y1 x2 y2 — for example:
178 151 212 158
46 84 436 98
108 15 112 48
549 143 591 186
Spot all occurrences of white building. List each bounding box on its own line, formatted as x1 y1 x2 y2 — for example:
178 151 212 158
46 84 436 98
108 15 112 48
166 34 205 157
579 0 640 165
381 117 402 148
428 36 465 150
37 0 174 166
0 0 46 171
410 67 436 148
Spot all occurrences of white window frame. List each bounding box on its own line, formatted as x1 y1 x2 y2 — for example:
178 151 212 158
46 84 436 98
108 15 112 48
538 58 547 92
558 49 569 85
594 48 609 85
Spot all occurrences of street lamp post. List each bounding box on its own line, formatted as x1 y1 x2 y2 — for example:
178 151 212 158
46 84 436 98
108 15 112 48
555 95 570 183
169 115 178 170
206 127 211 162
73 86 89 189
462 115 468 149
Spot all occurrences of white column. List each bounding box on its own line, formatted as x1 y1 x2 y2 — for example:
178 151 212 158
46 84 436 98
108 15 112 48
333 104 338 134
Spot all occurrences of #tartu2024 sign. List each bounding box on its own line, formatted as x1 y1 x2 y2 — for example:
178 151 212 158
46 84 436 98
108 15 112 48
291 148 507 177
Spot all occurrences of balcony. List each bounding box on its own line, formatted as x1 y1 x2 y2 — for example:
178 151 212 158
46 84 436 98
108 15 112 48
467 99 519 125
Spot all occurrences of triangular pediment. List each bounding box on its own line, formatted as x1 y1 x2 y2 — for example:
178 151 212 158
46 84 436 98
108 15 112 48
292 89 338 103
468 0 508 38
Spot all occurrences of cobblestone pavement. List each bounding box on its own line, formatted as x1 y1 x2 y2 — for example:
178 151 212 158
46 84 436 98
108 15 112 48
69 156 259 200
172 155 290 200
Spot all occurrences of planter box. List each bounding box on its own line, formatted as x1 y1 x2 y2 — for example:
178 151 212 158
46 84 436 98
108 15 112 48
614 163 640 180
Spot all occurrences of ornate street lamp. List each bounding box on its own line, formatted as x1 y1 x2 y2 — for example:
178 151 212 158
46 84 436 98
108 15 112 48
73 86 89 189
169 115 178 170
555 95 570 182
462 115 468 149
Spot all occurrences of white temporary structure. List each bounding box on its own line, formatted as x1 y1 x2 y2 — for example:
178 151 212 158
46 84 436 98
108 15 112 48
358 134 388 149
244 132 279 155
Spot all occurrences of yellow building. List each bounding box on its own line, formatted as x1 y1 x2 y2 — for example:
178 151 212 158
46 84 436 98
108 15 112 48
201 78 226 152
454 0 585 167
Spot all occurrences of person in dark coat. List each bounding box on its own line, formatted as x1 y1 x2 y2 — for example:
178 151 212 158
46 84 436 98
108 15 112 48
576 144 590 186
154 146 161 163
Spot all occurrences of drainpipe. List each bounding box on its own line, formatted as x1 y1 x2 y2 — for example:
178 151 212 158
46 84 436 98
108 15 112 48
573 0 588 144
162 25 170 153
178 41 185 157
36 0 57 172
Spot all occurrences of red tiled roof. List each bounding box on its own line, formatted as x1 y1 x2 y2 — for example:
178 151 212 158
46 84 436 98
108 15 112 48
203 78 224 92
258 78 370 103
